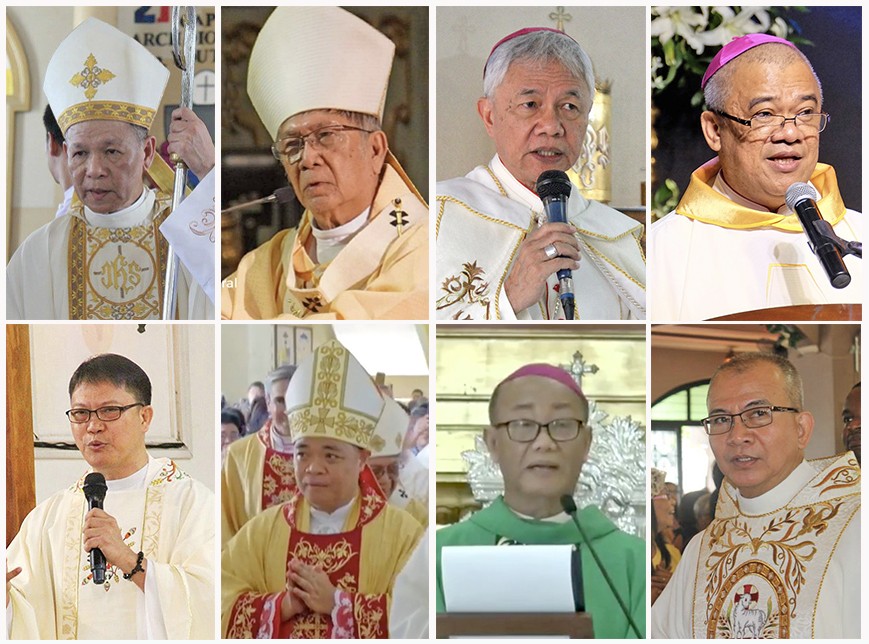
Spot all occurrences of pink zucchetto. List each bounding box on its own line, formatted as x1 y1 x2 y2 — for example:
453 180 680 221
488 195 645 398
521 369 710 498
500 363 584 398
701 33 798 89
484 27 577 76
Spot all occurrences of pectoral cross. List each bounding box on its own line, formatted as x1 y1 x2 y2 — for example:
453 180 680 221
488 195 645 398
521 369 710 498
389 198 408 233
302 296 322 313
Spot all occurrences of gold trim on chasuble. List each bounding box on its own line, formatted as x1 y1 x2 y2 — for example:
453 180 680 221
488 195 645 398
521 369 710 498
61 461 186 638
258 422 297 510
696 456 860 638
68 199 171 319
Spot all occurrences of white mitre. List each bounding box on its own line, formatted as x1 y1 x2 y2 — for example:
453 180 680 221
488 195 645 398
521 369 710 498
285 339 384 450
247 6 395 139
44 17 169 135
370 397 410 457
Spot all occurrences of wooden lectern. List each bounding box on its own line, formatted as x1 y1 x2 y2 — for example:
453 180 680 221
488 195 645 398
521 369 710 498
712 303 861 321
436 612 594 638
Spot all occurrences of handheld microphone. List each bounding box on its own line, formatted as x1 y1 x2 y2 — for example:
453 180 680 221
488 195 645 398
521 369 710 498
220 186 297 215
560 494 642 639
785 182 851 288
536 170 575 319
82 472 108 585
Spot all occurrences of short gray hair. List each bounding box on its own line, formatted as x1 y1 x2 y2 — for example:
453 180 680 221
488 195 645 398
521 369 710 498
266 365 297 394
708 352 804 409
704 43 822 112
483 30 595 103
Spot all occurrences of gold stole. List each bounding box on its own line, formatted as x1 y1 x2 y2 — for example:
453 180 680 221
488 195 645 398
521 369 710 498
67 195 172 319
257 421 297 511
694 454 859 638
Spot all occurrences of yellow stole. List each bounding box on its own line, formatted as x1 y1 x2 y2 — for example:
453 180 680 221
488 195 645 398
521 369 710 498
675 160 846 232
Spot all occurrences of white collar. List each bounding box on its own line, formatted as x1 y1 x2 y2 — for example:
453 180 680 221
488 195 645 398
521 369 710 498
270 426 294 453
713 172 820 215
82 187 153 228
310 207 370 264
309 495 357 534
736 459 814 515
104 458 151 492
507 503 572 524
489 155 588 222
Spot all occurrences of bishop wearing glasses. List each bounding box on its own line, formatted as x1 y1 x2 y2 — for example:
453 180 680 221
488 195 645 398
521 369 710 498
6 354 215 639
649 34 862 320
221 6 428 320
435 363 646 638
652 352 860 638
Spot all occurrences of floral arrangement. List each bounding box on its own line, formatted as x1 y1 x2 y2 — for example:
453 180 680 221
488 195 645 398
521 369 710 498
651 7 809 218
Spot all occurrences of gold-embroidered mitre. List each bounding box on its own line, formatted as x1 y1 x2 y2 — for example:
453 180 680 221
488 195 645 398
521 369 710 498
369 398 410 457
247 6 395 139
44 18 169 135
286 339 384 450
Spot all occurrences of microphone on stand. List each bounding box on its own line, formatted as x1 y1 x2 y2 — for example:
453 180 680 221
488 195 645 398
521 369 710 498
221 186 297 215
561 494 642 639
82 473 108 585
536 170 575 319
785 182 859 288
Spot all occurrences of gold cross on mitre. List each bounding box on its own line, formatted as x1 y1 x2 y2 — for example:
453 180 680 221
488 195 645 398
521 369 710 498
548 6 572 32
69 53 116 100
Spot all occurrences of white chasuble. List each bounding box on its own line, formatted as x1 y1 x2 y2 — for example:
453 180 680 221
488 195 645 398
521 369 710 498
436 155 646 320
692 452 860 639
7 457 215 639
7 188 213 320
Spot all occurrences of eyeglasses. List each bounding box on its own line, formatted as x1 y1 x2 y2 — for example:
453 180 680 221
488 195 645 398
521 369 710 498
271 124 374 165
495 418 585 443
714 110 829 135
370 462 400 479
701 405 799 435
66 403 145 423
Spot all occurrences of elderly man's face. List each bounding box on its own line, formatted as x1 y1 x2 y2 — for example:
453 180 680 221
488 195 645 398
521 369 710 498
64 121 155 214
478 59 591 192
369 455 400 498
267 377 290 434
707 362 813 499
701 57 822 211
842 386 861 463
278 110 388 228
485 375 590 517
69 380 152 481
294 437 368 513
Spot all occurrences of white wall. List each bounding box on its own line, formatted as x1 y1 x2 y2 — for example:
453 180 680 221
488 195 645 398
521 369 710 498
436 6 647 207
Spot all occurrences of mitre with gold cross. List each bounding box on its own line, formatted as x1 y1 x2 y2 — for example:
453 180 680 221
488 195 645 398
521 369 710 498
44 17 169 135
285 339 385 450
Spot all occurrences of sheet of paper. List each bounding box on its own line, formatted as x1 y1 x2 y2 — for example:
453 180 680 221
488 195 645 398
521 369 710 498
442 544 576 613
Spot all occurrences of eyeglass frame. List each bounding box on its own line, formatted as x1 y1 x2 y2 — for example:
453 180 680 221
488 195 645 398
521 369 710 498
271 124 375 164
493 418 586 443
700 405 800 436
65 402 146 424
713 109 830 134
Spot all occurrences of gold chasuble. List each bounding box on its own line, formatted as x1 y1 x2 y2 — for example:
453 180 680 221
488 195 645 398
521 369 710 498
222 468 422 638
67 195 171 319
695 454 859 638
221 420 297 546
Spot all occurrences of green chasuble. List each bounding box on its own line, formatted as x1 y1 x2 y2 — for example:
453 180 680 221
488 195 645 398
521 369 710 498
436 496 645 639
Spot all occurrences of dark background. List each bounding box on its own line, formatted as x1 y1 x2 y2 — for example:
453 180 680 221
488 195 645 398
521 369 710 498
653 6 861 212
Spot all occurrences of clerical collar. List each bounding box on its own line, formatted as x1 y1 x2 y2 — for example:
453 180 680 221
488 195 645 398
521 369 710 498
270 425 294 453
310 207 370 264
735 459 814 515
713 172 820 215
104 458 151 492
491 155 586 221
309 495 357 534
83 187 153 228
508 504 572 524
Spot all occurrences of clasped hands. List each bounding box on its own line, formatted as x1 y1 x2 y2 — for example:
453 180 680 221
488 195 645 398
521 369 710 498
281 560 338 620
504 222 581 313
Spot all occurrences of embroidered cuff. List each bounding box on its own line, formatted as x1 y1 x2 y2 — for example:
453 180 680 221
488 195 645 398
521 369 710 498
331 589 354 638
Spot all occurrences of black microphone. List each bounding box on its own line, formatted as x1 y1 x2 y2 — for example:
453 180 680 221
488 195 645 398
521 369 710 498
560 494 641 639
82 472 108 585
536 170 575 319
785 182 851 288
